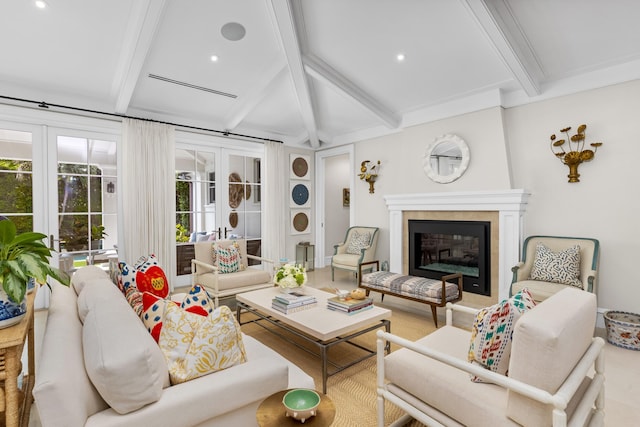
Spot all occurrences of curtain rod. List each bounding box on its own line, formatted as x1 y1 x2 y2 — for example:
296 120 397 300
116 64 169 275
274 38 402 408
0 95 284 144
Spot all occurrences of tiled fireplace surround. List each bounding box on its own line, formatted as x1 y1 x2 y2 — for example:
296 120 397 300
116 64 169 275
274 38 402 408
385 190 530 305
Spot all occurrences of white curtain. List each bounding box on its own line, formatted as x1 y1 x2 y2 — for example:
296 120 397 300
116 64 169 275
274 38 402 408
121 119 176 274
263 141 286 263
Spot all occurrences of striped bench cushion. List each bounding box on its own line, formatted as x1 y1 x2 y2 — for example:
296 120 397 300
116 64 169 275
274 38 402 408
361 271 460 303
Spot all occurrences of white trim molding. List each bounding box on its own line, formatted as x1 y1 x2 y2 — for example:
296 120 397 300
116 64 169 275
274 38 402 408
384 189 530 301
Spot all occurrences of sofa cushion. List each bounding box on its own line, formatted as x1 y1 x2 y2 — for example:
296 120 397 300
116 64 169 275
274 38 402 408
81 280 170 414
468 288 536 381
529 243 582 288
159 303 247 385
71 265 111 295
385 325 518 427
506 287 597 426
198 268 271 292
510 279 570 303
33 282 109 427
346 230 371 254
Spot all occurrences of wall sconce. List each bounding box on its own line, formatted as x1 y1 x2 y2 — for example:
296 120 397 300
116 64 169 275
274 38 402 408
106 181 115 194
550 124 603 183
358 160 380 194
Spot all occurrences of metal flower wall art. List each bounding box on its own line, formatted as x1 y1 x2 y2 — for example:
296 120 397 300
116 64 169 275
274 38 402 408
550 124 603 183
358 160 380 193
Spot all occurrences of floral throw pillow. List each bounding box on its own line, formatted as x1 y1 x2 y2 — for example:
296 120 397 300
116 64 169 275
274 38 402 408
346 231 371 255
158 303 247 385
468 288 537 382
529 243 582 288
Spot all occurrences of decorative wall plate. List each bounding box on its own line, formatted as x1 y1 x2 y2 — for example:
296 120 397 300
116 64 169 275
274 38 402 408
291 209 310 234
290 154 310 180
229 211 238 228
228 172 244 208
290 182 310 207
244 181 252 200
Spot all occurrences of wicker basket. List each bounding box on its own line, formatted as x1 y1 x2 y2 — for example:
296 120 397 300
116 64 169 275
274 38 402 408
603 311 640 350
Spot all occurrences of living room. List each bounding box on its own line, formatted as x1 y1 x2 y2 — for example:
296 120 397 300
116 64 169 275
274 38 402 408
0 1 639 426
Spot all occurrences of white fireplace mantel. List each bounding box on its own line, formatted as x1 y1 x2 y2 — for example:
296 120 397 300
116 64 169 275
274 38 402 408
384 189 530 301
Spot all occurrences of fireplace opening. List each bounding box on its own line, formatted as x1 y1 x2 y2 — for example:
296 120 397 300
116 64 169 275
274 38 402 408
408 219 491 296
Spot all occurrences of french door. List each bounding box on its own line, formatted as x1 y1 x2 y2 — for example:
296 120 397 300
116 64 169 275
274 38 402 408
174 142 263 287
46 127 119 277
0 122 119 307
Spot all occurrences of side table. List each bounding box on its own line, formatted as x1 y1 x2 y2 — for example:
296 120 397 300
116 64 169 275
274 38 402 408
256 389 335 427
0 291 35 427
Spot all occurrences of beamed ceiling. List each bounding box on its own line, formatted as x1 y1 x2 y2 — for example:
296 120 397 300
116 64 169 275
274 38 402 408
1 0 639 148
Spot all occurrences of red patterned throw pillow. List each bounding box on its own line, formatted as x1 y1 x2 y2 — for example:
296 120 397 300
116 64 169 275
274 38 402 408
133 254 170 298
468 288 537 382
141 285 215 342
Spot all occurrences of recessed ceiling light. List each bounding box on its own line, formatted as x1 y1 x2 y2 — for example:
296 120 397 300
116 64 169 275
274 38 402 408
210 55 219 62
396 53 406 62
221 22 246 41
35 0 47 8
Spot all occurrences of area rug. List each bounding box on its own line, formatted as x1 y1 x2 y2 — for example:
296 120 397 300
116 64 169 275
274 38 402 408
240 296 436 426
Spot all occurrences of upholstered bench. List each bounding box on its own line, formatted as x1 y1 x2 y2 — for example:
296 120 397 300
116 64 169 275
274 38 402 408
358 261 462 327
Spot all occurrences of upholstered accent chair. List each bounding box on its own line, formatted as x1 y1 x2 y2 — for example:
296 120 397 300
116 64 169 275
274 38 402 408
510 235 600 303
191 239 275 306
331 226 379 281
376 287 605 427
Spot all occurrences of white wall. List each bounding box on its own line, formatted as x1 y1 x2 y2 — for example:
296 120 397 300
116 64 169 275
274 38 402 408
351 80 640 313
324 154 350 258
505 80 640 312
352 107 512 271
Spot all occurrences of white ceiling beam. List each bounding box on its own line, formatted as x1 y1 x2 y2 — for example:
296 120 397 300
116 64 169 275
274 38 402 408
461 0 541 97
303 53 401 129
268 0 320 148
111 0 167 114
224 62 288 131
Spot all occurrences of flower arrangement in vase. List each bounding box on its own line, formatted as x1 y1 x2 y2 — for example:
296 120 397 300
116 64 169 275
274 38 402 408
274 263 307 292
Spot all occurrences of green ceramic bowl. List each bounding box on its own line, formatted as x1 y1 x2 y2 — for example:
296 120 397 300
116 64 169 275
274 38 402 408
283 389 320 422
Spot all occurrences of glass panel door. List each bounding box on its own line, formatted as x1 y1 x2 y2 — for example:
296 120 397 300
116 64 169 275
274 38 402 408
175 147 218 281
0 128 36 232
226 153 263 265
49 129 118 276
173 145 264 286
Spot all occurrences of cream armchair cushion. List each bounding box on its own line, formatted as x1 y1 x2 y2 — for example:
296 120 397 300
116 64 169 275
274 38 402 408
331 226 379 281
510 235 600 302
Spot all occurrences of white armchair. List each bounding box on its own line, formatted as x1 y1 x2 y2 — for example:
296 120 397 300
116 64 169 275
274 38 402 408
191 239 275 306
510 235 600 302
331 226 379 281
376 287 605 427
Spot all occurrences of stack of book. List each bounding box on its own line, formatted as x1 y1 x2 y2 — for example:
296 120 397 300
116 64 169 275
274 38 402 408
327 296 374 315
271 291 317 314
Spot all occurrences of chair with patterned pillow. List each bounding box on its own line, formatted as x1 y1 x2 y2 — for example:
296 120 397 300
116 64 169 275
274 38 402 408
510 235 600 303
331 226 379 281
191 239 275 306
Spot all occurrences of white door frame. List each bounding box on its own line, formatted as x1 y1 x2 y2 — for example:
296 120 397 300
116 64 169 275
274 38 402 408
314 144 354 269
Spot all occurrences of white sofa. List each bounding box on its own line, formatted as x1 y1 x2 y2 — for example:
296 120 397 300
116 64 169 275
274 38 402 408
33 266 314 427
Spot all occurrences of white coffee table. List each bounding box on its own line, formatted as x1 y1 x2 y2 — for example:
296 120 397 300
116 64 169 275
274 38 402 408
236 286 391 393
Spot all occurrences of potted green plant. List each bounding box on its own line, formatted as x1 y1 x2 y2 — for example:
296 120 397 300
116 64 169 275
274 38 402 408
91 224 108 250
0 219 70 327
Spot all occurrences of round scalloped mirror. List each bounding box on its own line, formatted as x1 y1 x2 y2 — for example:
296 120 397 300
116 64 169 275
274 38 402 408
423 134 470 184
